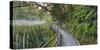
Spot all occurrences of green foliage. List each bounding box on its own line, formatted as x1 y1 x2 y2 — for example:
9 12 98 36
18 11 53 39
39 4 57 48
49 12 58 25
13 1 47 20
66 6 97 45
13 25 57 49
50 4 74 23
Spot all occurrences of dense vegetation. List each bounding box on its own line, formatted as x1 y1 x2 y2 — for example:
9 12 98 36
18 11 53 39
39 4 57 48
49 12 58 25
65 6 97 44
13 25 57 49
12 1 97 49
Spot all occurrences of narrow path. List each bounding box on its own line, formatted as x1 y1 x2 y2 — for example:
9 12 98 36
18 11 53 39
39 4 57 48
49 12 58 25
52 24 80 46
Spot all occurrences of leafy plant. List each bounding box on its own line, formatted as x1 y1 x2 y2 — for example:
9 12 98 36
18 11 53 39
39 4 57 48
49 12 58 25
13 24 57 49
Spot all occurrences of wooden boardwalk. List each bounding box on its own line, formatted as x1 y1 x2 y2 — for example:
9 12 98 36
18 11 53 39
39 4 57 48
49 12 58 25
52 24 80 46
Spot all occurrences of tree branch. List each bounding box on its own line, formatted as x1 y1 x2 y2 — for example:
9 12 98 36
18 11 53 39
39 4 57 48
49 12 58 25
33 2 52 12
12 2 52 13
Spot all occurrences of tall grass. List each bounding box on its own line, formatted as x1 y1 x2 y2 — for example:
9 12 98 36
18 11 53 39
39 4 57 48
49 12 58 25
60 6 97 45
13 24 57 49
